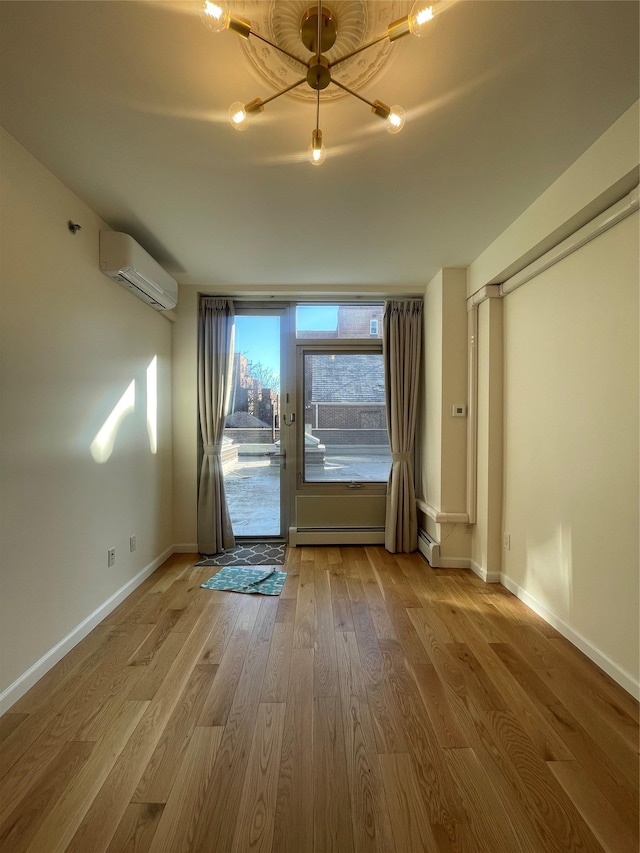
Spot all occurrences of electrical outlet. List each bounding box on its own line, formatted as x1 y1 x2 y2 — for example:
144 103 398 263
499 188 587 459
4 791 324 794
130 535 136 552
503 533 511 551
107 547 116 567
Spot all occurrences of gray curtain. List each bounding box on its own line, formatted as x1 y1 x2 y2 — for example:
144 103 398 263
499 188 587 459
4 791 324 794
383 299 423 553
197 297 236 555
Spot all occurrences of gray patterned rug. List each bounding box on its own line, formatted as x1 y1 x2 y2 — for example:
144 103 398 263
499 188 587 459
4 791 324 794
196 543 286 566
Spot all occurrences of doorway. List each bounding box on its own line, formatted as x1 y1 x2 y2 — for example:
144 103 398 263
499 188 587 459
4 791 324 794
291 304 391 544
222 306 289 540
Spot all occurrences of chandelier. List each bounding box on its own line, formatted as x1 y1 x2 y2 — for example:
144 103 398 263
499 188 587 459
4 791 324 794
200 1 440 164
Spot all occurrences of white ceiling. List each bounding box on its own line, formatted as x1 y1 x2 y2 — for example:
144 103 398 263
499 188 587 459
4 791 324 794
0 0 638 290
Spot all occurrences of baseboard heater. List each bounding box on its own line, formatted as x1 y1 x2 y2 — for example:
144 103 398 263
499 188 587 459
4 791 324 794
289 526 385 546
418 528 440 567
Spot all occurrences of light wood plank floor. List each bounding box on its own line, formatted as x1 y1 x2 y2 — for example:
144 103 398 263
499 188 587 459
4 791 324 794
0 547 638 852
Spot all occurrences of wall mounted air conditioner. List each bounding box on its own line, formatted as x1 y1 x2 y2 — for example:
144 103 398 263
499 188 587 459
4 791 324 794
99 231 178 311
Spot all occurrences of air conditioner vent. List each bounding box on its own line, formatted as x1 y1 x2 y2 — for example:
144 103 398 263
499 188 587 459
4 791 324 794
99 232 177 311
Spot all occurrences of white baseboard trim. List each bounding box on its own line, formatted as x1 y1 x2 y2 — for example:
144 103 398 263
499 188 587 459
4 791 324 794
501 573 640 700
439 556 471 569
470 559 502 583
172 543 199 553
0 546 174 715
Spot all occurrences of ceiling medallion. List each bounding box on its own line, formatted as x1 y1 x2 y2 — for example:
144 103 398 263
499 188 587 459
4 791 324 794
201 0 443 164
234 1 409 103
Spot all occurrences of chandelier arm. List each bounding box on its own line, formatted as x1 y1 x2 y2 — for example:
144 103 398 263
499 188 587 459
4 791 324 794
316 89 320 134
249 31 308 68
316 0 322 62
259 78 307 107
331 78 377 110
328 31 390 70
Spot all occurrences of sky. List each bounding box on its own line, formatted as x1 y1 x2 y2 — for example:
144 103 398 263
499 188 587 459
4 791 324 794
234 306 339 375
234 315 281 375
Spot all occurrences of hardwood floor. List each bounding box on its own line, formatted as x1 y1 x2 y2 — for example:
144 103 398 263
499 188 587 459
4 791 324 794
0 546 637 852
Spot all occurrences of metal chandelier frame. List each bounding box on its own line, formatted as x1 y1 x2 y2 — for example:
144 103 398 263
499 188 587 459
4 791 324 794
201 0 439 164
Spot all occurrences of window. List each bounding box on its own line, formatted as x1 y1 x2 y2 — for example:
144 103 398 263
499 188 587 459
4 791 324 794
296 303 383 339
301 349 390 483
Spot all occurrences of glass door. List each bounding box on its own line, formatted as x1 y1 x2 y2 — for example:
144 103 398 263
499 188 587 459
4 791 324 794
291 304 391 543
222 306 288 539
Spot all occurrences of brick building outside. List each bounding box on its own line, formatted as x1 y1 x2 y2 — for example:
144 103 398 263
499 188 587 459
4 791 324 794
302 304 383 339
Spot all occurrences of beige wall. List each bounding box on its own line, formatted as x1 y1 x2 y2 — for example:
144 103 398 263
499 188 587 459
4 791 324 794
502 211 639 683
419 269 471 561
440 271 469 513
0 128 173 706
467 103 639 693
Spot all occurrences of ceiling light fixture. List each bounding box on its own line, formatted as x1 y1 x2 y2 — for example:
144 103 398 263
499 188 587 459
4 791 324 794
201 0 439 164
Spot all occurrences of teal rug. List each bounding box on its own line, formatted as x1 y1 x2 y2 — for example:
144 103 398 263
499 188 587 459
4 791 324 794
200 565 287 596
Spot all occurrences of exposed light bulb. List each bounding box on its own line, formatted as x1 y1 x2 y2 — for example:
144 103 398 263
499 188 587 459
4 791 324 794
200 0 229 33
229 101 249 130
409 2 436 36
307 129 326 165
228 98 263 130
416 5 435 25
386 105 406 134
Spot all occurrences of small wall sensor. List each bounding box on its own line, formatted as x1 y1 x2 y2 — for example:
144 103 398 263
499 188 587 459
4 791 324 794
451 404 466 417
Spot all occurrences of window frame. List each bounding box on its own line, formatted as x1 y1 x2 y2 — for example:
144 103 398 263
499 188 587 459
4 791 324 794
295 338 390 492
